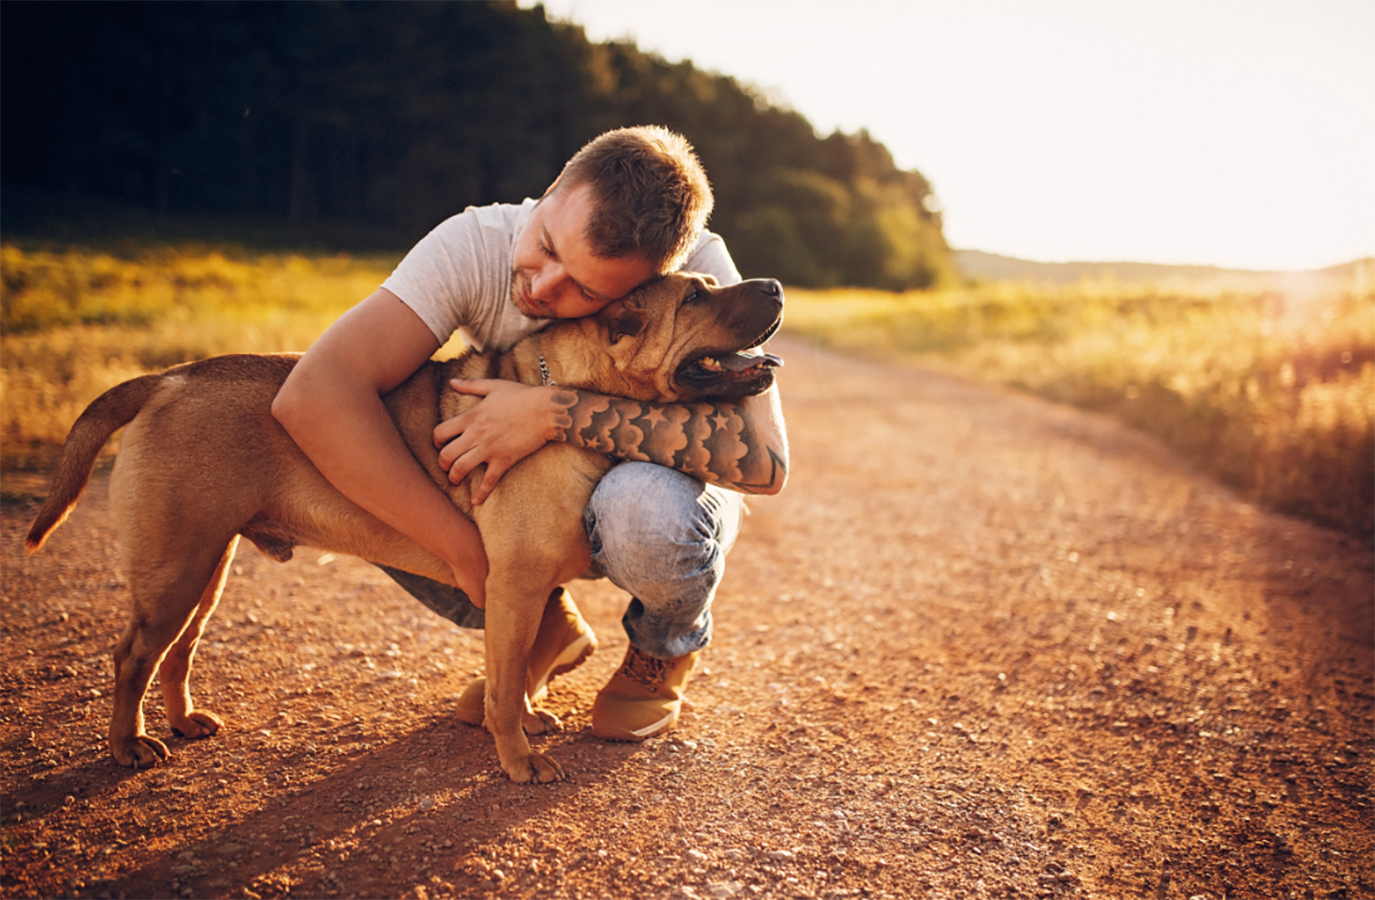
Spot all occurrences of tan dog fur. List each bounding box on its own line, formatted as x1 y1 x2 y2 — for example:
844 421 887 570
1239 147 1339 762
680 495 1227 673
26 273 783 783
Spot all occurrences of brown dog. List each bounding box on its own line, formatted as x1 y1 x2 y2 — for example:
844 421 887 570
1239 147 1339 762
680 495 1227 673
26 273 783 783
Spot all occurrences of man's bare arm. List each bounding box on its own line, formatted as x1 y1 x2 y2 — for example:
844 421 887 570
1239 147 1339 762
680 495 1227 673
273 289 490 605
552 386 788 495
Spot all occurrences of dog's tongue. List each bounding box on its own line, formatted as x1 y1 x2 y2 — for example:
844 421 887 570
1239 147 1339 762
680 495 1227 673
723 351 783 372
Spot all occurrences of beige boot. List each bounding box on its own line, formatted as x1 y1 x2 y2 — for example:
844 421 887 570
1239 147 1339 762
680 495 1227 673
454 587 597 726
591 645 698 741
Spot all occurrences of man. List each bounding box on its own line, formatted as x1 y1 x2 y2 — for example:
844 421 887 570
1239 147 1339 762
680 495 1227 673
272 126 787 741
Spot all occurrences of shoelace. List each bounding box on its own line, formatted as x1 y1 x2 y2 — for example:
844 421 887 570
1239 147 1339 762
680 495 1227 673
619 649 670 689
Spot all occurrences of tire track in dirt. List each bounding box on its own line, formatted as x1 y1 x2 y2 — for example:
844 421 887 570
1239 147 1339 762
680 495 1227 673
2 334 1371 898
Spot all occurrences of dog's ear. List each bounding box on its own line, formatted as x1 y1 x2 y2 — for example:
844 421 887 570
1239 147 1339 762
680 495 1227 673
601 302 649 345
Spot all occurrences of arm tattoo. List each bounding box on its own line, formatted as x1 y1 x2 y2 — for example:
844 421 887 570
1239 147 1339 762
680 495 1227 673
551 389 785 493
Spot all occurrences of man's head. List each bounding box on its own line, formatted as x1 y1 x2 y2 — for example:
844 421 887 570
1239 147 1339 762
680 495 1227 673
511 126 714 320
555 126 714 276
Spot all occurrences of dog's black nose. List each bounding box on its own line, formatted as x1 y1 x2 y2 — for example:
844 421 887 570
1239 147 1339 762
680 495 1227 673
743 278 783 299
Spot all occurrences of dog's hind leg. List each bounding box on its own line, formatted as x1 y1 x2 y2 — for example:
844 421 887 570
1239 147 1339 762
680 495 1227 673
159 536 238 741
108 535 239 768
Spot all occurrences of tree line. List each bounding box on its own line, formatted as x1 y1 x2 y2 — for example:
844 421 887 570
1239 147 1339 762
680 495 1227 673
1 1 954 289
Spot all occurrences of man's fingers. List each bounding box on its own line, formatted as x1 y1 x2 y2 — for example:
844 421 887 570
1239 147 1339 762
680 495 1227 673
433 377 516 446
436 380 544 498
437 434 464 471
470 460 509 505
450 378 499 396
434 413 467 449
447 449 479 486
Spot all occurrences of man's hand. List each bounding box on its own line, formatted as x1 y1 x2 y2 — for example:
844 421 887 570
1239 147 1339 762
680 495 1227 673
437 375 789 503
435 379 568 504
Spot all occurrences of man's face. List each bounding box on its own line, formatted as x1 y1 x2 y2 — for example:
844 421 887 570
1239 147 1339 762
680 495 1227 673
510 182 656 319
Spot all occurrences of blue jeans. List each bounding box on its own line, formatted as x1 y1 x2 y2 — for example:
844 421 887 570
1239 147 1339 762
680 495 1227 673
379 462 743 659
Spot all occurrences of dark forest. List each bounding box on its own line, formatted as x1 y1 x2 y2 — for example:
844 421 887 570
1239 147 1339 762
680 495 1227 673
0 1 953 289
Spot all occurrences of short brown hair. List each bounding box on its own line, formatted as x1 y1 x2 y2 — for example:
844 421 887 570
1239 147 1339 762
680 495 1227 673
553 126 714 275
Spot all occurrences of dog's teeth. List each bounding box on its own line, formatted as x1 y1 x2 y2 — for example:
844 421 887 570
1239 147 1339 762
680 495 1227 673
699 357 722 372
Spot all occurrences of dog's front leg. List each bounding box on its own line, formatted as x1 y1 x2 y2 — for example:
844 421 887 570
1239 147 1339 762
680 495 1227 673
482 568 565 784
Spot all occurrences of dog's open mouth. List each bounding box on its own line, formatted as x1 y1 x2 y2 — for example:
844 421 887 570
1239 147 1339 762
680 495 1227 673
684 350 783 380
675 320 784 396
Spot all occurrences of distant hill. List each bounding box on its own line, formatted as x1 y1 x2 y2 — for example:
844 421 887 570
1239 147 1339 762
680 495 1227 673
954 249 1374 292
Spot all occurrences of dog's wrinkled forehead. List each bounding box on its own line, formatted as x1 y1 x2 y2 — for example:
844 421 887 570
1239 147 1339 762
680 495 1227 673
632 272 716 311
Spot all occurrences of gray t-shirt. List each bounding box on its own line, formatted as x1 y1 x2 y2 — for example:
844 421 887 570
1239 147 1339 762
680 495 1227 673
382 199 741 353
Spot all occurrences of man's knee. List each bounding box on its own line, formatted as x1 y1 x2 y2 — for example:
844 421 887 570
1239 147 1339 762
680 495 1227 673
592 465 715 543
585 463 739 602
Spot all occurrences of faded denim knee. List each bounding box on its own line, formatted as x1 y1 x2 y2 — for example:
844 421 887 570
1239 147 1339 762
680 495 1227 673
584 462 742 659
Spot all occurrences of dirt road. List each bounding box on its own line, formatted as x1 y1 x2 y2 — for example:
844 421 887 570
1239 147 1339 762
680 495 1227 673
2 335 1372 899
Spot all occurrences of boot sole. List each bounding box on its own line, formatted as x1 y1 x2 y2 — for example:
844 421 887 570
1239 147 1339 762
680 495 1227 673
590 707 679 742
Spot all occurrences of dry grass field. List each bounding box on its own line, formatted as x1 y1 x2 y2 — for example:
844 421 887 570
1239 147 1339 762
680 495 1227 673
783 269 1374 536
3 243 1371 535
1 245 399 470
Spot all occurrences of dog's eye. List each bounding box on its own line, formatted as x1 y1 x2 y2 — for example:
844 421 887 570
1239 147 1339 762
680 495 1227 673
684 288 705 305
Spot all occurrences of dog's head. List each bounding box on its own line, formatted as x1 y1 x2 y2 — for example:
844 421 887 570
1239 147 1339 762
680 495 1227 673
564 272 783 403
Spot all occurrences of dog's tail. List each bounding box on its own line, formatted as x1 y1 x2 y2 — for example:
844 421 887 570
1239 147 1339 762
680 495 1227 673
25 373 163 553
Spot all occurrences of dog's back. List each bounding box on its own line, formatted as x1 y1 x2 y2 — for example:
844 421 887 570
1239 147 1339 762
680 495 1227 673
25 356 301 550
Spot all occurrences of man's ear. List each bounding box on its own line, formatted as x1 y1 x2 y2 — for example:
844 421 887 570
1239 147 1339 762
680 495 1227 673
600 302 649 345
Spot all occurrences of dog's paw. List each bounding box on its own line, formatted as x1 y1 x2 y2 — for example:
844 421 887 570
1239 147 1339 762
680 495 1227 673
503 751 564 785
170 709 224 739
112 735 170 769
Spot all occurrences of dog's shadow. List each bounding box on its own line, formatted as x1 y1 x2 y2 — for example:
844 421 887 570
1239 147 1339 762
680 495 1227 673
99 716 649 897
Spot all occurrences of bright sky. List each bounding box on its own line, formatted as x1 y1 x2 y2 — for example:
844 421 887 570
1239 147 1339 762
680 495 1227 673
528 0 1375 271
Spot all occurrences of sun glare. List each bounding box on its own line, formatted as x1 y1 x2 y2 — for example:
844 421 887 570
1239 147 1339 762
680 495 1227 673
534 0 1375 270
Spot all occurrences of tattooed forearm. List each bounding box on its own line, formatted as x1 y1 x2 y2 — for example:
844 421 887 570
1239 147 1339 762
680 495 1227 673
550 388 786 493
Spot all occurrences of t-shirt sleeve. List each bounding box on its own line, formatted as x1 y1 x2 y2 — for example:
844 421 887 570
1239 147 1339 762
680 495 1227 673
681 229 742 287
381 211 490 344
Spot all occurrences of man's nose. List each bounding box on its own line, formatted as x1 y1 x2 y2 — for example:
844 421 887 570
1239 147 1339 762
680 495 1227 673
530 262 567 299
